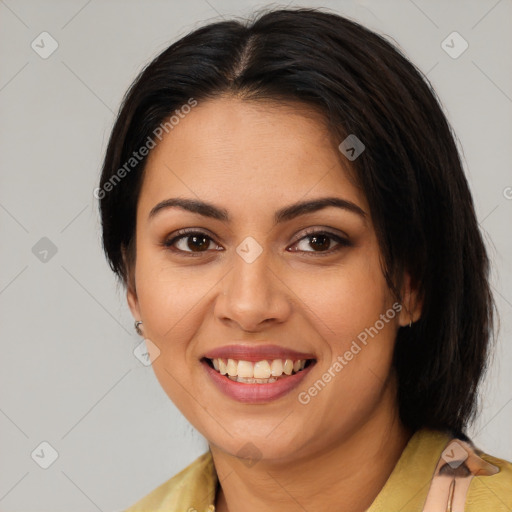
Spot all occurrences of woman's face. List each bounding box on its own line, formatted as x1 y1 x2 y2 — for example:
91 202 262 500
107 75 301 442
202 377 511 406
127 96 414 463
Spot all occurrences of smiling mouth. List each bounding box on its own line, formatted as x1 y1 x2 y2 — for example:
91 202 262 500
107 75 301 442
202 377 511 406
203 357 315 383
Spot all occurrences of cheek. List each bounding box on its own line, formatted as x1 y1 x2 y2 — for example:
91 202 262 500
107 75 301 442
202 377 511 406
296 284 399 440
291 248 398 402
134 244 213 339
308 275 387 328
290 251 393 344
133 252 207 403
134 264 208 414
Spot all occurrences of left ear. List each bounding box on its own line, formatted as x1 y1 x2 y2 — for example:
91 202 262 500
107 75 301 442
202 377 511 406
397 272 422 327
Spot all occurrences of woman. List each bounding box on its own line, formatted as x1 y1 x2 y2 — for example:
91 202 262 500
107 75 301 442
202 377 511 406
98 7 512 512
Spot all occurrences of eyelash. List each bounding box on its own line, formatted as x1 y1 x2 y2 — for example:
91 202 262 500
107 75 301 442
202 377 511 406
162 227 351 257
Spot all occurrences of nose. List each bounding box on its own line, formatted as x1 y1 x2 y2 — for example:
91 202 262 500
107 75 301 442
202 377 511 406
215 247 292 332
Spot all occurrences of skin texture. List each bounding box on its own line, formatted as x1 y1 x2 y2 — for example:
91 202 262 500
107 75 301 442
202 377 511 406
126 96 421 512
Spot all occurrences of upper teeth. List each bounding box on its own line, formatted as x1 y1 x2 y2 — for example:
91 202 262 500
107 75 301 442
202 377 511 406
211 358 307 378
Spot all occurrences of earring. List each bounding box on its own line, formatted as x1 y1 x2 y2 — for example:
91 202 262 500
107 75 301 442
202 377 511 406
134 320 143 336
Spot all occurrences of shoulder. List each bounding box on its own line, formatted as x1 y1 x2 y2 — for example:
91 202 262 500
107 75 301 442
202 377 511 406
418 428 512 512
367 428 512 512
466 449 512 511
123 450 217 512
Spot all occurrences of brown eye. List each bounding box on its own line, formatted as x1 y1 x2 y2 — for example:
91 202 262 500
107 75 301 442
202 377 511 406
182 234 211 252
290 230 351 254
164 230 220 254
307 233 331 252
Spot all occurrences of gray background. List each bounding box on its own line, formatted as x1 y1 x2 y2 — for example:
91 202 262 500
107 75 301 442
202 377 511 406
0 0 511 510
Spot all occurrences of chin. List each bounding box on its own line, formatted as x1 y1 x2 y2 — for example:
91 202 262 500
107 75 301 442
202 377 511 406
204 418 316 465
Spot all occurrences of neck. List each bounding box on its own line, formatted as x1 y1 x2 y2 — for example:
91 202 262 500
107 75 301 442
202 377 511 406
211 391 413 512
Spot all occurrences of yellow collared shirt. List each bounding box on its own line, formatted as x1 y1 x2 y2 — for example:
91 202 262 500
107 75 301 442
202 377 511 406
124 428 512 511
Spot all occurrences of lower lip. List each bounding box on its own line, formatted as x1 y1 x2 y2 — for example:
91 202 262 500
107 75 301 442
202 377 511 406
202 360 315 403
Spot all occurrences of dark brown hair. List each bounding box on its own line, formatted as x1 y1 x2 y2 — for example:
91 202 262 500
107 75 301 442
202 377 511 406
98 7 495 436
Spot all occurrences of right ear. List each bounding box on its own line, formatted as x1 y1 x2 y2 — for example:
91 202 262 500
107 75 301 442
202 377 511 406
126 282 140 321
121 244 140 321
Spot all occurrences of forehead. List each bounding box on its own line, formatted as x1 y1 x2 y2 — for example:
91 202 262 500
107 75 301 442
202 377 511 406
139 96 366 216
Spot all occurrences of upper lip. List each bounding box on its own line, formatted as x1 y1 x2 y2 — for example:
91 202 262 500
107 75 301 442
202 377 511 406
202 344 316 362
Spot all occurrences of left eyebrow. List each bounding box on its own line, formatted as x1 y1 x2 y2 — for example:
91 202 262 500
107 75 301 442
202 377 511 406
274 197 366 223
148 196 366 224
